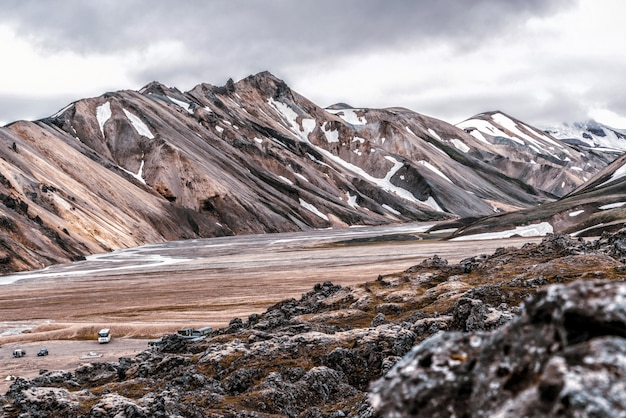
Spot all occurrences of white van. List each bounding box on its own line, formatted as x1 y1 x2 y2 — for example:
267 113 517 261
97 328 111 344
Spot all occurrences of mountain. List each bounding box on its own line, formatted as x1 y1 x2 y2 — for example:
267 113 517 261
456 111 613 197
448 151 626 240
545 120 626 153
0 72 613 273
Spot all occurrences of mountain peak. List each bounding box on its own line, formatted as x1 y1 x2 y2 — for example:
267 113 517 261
139 81 180 96
326 103 354 110
237 71 292 100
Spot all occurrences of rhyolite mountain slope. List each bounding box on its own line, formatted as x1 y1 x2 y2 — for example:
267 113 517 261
0 72 612 273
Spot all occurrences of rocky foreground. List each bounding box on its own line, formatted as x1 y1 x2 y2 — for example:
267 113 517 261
2 232 626 417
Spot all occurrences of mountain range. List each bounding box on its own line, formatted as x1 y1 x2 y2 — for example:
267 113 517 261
0 71 623 273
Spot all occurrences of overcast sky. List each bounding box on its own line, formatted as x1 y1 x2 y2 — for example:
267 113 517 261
1 0 625 129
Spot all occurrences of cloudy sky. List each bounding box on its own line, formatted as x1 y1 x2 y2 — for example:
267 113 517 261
1 0 625 129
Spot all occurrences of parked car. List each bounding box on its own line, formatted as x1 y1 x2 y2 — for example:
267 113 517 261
37 348 49 356
98 328 111 344
12 348 26 358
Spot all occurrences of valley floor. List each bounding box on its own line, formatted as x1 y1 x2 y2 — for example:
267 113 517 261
0 224 542 391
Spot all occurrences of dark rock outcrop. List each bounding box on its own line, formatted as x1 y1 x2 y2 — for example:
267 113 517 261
371 279 626 417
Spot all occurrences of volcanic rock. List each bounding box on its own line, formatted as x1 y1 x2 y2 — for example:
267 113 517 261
370 280 626 417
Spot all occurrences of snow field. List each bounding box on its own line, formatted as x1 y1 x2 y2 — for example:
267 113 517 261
167 96 194 114
299 198 329 221
451 222 553 241
96 101 111 138
123 109 154 139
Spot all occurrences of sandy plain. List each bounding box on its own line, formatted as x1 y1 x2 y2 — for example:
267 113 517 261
0 223 541 392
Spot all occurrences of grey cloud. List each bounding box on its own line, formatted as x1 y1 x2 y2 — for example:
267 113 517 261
3 0 603 127
2 1 574 71
405 86 593 128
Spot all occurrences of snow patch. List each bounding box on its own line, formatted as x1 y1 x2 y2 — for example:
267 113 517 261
468 129 489 144
569 210 584 217
96 101 111 138
215 126 224 133
451 222 553 241
596 163 626 188
268 98 315 141
346 192 358 208
123 109 154 139
457 118 518 143
570 224 604 237
121 158 146 185
51 103 73 118
382 204 401 216
323 122 339 143
429 228 458 234
599 202 626 210
299 198 329 221
307 146 442 211
295 173 309 182
428 128 442 141
278 176 293 185
301 119 316 139
492 113 555 149
451 138 470 153
418 160 453 183
327 108 367 125
254 137 263 144
422 197 444 213
269 98 299 129
167 96 193 114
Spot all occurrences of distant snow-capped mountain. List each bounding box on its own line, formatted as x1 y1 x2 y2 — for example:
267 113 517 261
455 111 612 197
544 120 626 153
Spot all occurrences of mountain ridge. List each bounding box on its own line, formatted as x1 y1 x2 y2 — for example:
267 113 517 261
0 71 617 273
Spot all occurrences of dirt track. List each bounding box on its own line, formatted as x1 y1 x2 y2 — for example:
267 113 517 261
0 224 542 392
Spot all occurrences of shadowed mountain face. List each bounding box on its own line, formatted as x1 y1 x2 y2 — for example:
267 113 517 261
0 72 613 272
